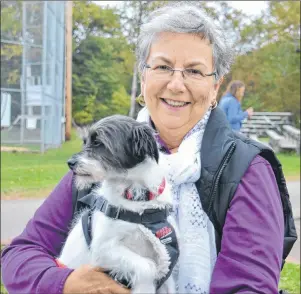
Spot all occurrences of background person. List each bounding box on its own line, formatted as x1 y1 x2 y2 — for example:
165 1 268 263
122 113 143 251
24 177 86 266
219 80 253 131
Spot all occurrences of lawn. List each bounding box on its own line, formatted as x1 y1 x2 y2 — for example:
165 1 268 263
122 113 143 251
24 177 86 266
1 129 82 198
1 129 300 198
277 152 301 178
279 262 301 293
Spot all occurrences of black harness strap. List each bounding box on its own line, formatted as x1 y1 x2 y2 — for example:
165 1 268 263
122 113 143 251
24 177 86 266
82 209 93 247
80 194 178 289
81 195 172 246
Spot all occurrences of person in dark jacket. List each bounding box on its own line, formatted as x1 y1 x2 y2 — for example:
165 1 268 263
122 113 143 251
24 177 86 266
219 80 254 131
2 3 287 294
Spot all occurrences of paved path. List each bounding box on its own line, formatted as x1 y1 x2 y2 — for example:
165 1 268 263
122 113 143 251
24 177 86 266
1 182 300 262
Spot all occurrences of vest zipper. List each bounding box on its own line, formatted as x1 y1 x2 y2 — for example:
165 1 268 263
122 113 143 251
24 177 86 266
208 142 236 214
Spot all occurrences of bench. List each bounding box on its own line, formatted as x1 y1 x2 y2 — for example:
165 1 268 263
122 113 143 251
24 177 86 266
242 112 293 137
282 125 300 154
266 130 298 153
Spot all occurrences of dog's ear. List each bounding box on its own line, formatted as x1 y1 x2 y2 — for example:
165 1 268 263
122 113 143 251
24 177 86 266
132 125 159 163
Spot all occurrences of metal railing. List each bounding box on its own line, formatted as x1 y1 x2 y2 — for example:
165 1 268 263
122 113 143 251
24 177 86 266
1 1 67 152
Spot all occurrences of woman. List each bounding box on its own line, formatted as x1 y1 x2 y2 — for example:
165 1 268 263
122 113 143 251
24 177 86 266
218 80 254 131
1 3 292 294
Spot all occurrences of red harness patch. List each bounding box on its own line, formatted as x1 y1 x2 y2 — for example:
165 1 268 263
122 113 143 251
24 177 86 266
125 178 166 200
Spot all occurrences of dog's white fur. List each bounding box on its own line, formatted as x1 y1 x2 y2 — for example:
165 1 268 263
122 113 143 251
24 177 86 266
58 157 179 294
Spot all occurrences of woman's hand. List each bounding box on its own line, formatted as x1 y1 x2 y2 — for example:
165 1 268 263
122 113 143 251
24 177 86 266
63 265 130 294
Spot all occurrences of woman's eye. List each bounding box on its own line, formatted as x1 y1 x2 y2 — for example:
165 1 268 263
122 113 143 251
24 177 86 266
186 68 203 75
155 65 171 71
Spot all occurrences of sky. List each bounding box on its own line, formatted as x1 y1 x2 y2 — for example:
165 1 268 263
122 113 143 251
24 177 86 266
94 1 269 16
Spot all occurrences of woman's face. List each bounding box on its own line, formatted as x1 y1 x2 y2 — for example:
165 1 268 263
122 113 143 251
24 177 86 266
141 32 222 133
236 86 245 102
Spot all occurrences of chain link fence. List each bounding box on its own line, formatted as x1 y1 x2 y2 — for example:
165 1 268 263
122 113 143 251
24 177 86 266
1 1 67 152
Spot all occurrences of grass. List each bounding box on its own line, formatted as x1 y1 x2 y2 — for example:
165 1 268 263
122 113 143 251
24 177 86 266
277 152 300 178
1 129 82 198
279 262 301 293
1 129 300 198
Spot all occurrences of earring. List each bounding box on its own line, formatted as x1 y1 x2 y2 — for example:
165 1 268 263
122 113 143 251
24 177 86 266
136 93 145 106
211 100 217 109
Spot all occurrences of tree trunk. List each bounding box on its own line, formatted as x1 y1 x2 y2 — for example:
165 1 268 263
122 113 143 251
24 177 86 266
65 1 73 141
129 61 138 118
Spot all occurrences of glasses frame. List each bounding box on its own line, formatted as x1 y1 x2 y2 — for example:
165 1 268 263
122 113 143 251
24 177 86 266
144 64 217 80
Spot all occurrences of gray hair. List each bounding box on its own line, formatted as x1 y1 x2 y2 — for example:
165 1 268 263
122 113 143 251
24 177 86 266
136 2 234 81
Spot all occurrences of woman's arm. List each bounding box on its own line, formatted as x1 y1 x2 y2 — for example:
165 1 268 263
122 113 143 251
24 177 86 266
227 101 248 124
210 155 284 293
1 172 74 294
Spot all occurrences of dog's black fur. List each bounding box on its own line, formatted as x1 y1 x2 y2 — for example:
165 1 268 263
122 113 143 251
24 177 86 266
68 115 159 173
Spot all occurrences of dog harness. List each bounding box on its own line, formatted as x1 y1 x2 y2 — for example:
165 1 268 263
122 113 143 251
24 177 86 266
78 189 179 289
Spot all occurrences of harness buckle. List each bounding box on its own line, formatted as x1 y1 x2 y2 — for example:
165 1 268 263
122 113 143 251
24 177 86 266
166 205 173 216
104 203 121 220
114 206 121 220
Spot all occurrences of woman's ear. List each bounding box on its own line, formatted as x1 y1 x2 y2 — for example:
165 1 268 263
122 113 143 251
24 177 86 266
140 73 145 96
214 76 224 92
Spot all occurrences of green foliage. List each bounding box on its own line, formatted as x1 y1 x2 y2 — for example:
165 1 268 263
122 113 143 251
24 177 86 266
0 1 23 88
72 3 135 124
72 1 121 49
219 1 300 125
72 34 134 125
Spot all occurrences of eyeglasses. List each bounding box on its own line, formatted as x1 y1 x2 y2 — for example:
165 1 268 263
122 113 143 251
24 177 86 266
144 64 216 82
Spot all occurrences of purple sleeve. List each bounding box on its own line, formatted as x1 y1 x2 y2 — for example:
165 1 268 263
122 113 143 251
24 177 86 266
1 171 74 294
210 155 284 293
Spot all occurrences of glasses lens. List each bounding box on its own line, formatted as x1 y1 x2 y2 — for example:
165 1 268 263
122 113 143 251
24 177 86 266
184 69 205 81
148 67 172 80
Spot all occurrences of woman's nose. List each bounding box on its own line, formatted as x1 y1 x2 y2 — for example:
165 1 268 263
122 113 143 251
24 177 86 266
166 71 186 93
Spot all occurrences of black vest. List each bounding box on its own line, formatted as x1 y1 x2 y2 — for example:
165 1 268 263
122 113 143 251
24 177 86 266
195 107 297 268
72 107 297 269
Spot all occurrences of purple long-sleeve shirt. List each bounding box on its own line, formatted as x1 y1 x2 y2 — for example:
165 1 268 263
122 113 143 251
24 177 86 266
1 155 284 294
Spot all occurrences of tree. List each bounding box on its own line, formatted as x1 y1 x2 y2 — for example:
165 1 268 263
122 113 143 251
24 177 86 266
72 1 121 50
222 1 300 124
72 35 133 125
1 1 23 88
72 1 134 124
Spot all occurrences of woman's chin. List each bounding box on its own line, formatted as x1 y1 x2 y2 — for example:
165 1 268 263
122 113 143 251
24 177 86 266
159 116 188 130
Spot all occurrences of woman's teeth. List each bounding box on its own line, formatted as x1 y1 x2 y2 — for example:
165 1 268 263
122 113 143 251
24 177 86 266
161 98 189 107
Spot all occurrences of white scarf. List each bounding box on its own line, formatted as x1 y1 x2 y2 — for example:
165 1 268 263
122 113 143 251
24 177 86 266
137 107 217 294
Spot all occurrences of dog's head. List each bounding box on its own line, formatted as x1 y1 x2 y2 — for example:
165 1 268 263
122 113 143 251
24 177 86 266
68 115 162 192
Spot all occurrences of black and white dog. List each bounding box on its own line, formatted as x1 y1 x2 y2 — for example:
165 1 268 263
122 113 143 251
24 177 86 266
57 115 179 294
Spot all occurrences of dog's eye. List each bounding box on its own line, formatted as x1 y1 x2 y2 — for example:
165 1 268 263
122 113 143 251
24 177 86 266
90 133 103 147
92 141 103 147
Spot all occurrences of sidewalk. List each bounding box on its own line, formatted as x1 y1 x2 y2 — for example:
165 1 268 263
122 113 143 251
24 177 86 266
1 182 300 262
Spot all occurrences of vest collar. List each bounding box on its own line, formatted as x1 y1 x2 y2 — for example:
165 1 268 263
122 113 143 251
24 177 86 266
201 107 236 175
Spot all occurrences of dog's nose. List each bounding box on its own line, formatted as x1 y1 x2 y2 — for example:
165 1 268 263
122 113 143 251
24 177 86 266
67 158 77 170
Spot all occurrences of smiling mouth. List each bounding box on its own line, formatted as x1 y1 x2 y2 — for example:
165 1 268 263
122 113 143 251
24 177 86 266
160 98 190 107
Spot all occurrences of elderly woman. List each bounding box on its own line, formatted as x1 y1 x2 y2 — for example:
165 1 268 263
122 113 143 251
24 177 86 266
219 80 254 131
1 3 296 294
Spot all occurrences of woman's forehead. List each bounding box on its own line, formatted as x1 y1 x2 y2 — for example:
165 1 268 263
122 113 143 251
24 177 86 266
147 32 213 68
